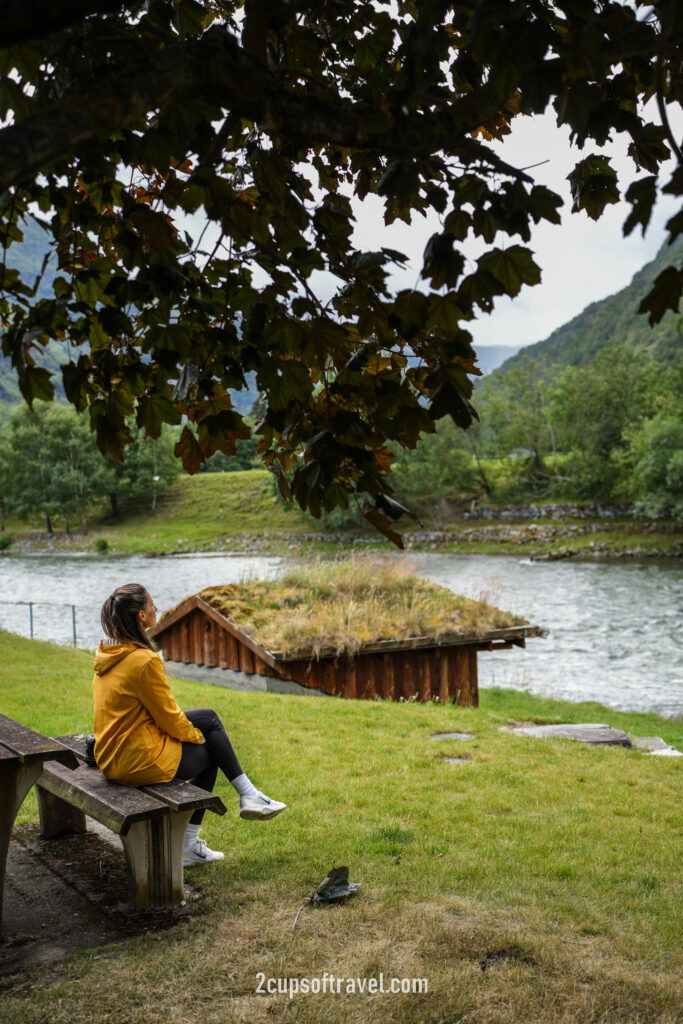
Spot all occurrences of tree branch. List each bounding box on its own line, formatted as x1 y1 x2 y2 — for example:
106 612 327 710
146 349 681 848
0 25 531 193
0 0 144 47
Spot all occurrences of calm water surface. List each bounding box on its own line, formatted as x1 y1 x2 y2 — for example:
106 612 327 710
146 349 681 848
1 552 680 718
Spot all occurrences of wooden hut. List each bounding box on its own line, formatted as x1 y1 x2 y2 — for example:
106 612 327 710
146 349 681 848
149 565 544 707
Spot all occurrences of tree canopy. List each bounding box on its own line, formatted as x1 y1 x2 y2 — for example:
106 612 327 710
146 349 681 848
1 0 681 544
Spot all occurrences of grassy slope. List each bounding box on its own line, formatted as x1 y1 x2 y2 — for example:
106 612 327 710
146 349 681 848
4 469 681 560
1 629 681 1023
105 470 312 553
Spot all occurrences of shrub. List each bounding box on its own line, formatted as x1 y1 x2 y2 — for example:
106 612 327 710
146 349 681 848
0 533 12 550
93 537 109 552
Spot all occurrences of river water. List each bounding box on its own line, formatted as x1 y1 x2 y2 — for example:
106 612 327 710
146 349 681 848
0 552 681 718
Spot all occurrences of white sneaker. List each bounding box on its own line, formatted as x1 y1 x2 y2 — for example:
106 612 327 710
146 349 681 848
183 837 225 867
239 792 287 820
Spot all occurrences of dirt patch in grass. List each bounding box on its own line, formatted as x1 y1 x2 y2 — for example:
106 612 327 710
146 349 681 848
0 826 196 978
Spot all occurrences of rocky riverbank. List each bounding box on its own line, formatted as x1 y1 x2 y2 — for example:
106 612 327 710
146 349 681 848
2 512 681 561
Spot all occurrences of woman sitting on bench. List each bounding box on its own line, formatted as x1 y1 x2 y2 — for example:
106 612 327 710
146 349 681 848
92 582 286 866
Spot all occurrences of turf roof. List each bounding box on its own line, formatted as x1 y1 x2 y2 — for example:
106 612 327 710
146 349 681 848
164 557 528 659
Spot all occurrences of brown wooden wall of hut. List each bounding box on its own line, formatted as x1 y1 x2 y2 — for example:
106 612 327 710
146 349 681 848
283 645 477 706
157 612 478 706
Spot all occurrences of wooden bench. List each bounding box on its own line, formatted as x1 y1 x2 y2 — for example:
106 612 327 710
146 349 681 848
0 712 79 933
37 734 227 911
0 715 227 925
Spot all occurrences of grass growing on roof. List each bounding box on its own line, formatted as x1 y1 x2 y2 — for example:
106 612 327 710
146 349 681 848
193 556 527 657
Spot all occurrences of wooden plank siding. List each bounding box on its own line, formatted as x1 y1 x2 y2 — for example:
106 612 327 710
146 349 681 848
154 607 482 704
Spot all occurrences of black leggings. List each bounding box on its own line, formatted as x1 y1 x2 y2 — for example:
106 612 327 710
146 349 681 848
173 708 243 825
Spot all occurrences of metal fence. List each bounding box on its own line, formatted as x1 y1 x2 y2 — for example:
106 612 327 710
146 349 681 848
0 600 80 646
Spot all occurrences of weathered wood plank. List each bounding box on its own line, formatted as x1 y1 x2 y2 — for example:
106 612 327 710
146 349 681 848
468 647 479 707
204 618 216 666
421 652 433 702
217 628 228 669
239 643 254 674
438 649 450 704
191 611 203 665
344 659 357 699
37 762 168 836
227 632 240 670
180 619 190 662
378 651 395 700
0 713 78 767
141 781 227 815
355 655 374 700
321 659 336 696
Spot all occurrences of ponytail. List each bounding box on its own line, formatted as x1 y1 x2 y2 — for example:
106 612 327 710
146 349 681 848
101 583 157 651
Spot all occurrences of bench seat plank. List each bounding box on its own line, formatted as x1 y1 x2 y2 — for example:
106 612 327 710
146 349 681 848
37 762 168 836
54 734 227 816
0 713 79 767
141 780 227 816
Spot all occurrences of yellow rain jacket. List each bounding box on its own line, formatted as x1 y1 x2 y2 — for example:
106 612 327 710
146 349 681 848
92 642 203 785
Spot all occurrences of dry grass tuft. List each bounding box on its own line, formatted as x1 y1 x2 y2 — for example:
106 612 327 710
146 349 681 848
190 555 527 657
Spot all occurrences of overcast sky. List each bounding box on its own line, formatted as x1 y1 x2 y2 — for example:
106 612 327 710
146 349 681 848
341 105 682 352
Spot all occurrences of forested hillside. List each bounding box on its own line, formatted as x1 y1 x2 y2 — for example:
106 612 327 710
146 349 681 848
501 235 683 373
0 216 62 404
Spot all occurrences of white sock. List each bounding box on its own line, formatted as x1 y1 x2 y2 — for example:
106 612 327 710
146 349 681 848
230 772 259 800
184 823 200 849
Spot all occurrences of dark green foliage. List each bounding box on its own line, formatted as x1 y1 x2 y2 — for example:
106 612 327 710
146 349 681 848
0 405 180 529
626 414 683 522
388 420 481 513
1 0 681 544
201 437 259 473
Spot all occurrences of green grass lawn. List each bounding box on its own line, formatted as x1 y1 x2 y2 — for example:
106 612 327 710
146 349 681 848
1 629 681 1023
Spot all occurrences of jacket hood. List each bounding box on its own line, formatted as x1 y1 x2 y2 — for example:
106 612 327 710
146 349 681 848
93 642 139 675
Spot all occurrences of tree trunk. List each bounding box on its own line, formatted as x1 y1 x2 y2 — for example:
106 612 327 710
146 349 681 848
64 515 71 535
109 492 119 517
44 511 53 535
80 512 88 535
467 435 492 496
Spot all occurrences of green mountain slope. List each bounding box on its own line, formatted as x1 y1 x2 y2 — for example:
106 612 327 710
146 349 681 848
0 216 62 403
500 235 683 373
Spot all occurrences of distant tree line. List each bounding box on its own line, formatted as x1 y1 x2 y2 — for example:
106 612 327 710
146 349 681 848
383 344 683 522
0 402 262 535
0 405 181 534
1 340 681 537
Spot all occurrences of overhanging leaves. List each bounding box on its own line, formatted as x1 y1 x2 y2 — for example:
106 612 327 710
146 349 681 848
0 0 680 547
638 266 683 326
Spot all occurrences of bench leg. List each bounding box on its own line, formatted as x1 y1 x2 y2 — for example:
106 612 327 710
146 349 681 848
0 760 46 934
36 784 87 838
121 810 192 910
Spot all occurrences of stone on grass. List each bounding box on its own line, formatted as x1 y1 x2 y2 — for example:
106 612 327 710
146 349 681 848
632 736 682 757
431 732 474 741
510 723 632 748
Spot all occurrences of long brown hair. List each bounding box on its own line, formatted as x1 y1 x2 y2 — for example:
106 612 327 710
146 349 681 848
101 583 157 651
